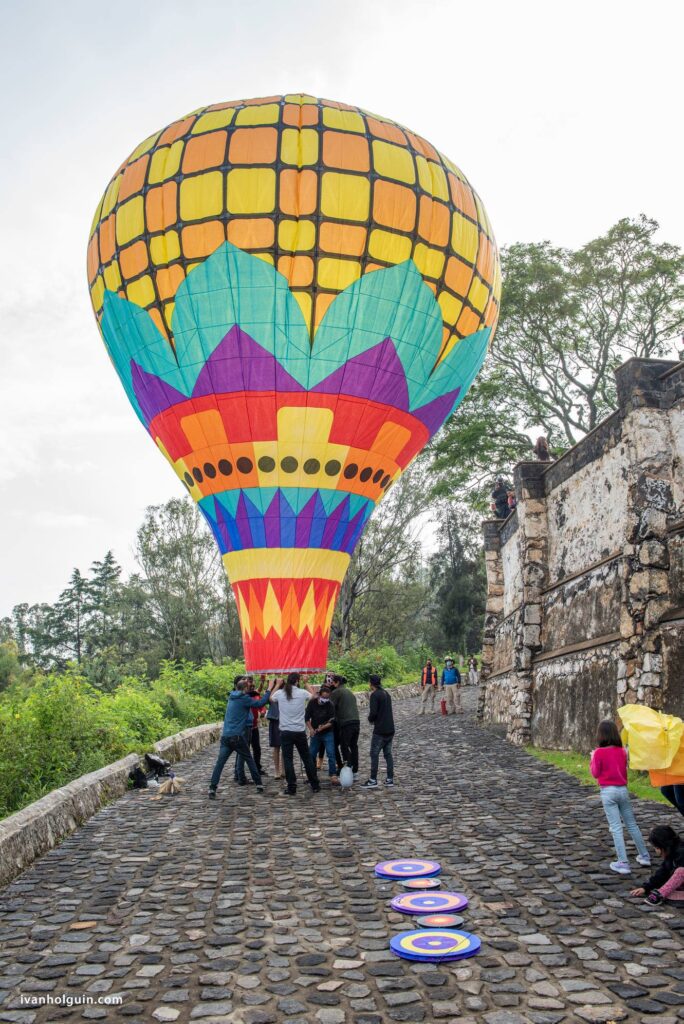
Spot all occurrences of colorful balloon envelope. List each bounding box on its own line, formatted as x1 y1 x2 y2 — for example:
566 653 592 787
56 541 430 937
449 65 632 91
87 94 500 671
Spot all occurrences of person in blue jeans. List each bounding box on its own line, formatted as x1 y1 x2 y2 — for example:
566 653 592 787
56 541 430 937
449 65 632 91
590 720 650 874
305 683 338 784
208 678 271 798
661 785 684 818
363 675 395 789
441 657 462 714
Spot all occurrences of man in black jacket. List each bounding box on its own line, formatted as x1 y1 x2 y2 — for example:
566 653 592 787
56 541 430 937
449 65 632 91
362 675 395 789
305 684 338 784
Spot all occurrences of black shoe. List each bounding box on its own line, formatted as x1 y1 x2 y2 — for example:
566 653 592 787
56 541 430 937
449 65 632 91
384 778 394 786
311 785 321 793
362 779 378 788
208 788 216 800
235 779 247 786
279 788 296 797
256 785 264 794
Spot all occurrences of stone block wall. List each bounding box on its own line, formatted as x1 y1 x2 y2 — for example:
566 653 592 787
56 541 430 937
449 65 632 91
480 358 684 750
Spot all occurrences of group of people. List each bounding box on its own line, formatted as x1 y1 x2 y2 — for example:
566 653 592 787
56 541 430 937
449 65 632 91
419 656 478 714
208 671 396 799
591 719 684 905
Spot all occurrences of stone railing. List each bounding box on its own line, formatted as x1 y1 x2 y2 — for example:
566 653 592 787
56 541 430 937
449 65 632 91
0 723 221 890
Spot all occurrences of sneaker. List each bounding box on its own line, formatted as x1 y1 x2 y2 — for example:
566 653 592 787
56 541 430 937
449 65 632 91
280 789 296 797
256 785 264 794
362 779 378 788
384 778 394 787
636 854 651 867
610 861 631 875
353 772 359 780
643 890 663 906
208 788 216 800
311 785 321 793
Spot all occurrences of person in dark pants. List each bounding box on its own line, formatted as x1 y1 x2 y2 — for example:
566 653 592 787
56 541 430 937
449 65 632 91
661 785 684 817
490 477 511 519
363 674 395 788
208 678 271 798
248 679 266 774
270 674 320 796
306 683 338 783
330 674 360 777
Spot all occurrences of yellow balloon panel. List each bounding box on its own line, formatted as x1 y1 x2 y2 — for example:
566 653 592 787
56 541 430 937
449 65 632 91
87 95 500 357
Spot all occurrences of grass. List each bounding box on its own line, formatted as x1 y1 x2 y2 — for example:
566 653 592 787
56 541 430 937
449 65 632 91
525 746 670 805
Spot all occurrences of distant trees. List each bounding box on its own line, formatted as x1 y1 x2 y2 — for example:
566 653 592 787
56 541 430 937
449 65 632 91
0 500 243 686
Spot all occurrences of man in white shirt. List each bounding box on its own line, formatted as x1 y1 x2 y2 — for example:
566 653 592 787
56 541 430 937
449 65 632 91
270 673 321 796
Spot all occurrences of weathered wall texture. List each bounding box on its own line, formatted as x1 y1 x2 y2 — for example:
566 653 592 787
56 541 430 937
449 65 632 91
501 515 522 616
480 359 684 750
546 439 627 581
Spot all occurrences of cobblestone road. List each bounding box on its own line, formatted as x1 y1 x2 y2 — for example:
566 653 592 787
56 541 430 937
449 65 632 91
1 688 682 1024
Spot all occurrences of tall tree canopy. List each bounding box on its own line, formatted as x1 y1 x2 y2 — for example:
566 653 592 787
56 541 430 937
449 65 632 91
430 216 684 506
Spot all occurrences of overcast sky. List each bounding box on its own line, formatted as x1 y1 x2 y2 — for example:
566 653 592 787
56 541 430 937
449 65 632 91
1 0 682 617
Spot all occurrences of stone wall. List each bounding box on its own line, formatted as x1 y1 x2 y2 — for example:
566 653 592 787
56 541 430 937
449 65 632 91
480 358 684 750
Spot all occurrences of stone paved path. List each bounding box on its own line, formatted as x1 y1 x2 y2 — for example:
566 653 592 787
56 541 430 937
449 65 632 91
1 687 682 1024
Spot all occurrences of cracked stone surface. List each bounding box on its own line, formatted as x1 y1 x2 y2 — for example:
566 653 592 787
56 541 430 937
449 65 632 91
0 688 682 1023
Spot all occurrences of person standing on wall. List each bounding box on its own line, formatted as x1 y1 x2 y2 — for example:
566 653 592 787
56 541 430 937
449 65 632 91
330 674 360 778
441 657 462 714
362 674 395 788
419 659 439 715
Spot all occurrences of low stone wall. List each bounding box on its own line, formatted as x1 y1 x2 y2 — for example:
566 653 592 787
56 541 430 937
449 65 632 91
0 722 222 891
154 722 221 761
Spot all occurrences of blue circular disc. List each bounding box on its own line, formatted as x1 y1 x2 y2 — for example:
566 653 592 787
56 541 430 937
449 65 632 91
374 859 441 879
391 891 468 915
390 928 480 962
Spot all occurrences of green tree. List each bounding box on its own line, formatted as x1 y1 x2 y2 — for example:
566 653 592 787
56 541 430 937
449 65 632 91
430 216 684 507
85 551 123 655
332 465 431 650
425 506 486 658
135 497 241 663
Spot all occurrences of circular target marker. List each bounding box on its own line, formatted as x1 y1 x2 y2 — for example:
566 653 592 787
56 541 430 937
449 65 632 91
415 913 464 928
390 891 468 915
374 859 441 879
390 928 480 962
401 877 441 890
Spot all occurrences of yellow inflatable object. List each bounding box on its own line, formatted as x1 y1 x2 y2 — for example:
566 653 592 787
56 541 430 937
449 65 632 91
618 704 684 773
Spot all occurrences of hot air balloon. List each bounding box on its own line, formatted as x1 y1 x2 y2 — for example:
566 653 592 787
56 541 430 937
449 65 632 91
87 94 500 673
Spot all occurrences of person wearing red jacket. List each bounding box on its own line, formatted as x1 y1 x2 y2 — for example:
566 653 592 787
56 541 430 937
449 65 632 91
419 659 438 715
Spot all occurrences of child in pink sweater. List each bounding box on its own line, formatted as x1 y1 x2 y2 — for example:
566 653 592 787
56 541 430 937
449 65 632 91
590 720 651 875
